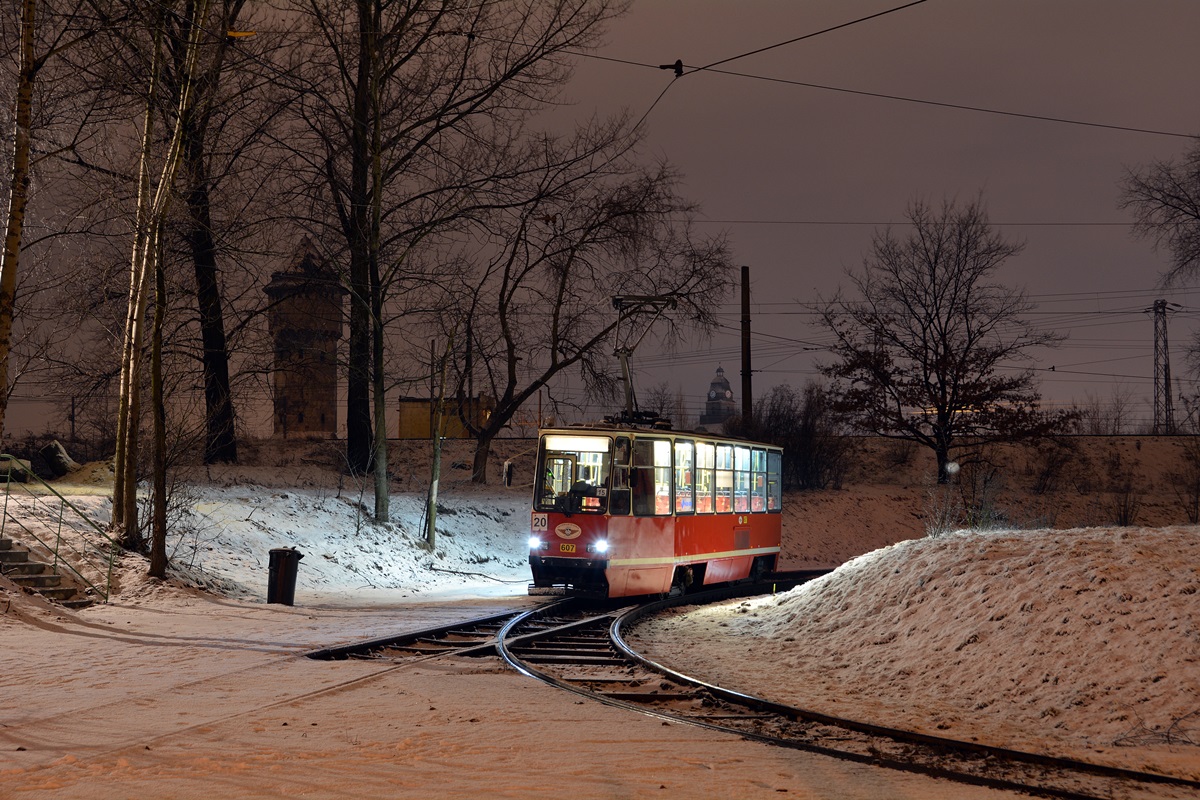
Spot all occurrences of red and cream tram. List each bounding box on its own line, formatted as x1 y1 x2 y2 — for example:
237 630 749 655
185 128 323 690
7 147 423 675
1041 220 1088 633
527 425 783 598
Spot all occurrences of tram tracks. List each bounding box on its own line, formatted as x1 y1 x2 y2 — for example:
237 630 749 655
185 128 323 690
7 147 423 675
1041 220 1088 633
495 592 1200 800
313 586 1200 799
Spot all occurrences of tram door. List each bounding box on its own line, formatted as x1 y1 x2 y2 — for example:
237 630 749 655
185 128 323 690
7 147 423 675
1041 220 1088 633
542 455 574 504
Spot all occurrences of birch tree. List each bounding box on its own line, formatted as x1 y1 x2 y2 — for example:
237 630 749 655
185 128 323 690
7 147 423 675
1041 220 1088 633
112 0 210 554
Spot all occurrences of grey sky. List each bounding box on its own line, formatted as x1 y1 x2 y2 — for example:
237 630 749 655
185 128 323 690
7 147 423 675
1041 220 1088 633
547 0 1200 425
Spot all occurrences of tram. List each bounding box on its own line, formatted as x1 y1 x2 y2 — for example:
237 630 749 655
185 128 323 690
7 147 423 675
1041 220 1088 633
527 424 783 598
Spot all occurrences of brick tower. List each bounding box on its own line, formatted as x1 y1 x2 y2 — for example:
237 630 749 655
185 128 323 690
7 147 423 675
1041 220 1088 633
265 239 345 437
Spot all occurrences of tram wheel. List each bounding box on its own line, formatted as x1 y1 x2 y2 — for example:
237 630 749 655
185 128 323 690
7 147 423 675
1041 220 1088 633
749 556 773 582
667 565 694 597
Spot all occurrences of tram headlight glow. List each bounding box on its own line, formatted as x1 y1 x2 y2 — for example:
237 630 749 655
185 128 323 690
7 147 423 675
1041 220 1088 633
588 539 608 554
528 536 542 550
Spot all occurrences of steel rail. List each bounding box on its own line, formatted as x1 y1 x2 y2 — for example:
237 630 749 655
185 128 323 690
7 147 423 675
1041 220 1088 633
305 600 569 661
614 595 1200 794
495 585 1200 800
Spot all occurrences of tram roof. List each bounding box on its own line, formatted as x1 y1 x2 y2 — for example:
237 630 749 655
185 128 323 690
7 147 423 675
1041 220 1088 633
537 423 780 450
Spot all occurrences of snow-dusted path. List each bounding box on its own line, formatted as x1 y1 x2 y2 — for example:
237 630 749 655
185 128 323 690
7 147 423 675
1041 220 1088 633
0 588 1023 799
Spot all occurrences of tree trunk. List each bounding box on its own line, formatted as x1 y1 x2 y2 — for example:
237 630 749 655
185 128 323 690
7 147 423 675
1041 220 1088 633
0 0 39 447
149 229 168 578
472 430 494 486
371 316 388 520
183 122 237 465
369 254 388 518
113 126 158 547
425 337 452 547
343 0 374 477
425 419 441 551
368 12 388 522
935 438 951 484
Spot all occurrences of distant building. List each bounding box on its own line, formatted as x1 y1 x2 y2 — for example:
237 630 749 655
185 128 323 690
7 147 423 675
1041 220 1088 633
265 239 345 438
698 366 736 429
396 395 494 439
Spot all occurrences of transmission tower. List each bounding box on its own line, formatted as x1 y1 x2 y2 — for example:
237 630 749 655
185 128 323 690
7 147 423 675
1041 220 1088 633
1147 299 1180 435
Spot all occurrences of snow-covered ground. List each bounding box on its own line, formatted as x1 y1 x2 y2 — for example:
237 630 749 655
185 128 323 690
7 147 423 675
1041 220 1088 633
1 462 1198 797
152 483 535 604
634 526 1200 781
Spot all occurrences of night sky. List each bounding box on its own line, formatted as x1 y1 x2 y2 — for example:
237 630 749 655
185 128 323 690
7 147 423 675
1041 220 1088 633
548 0 1200 426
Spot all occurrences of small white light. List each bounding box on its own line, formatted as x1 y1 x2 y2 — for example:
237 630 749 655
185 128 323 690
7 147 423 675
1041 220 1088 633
528 536 541 549
592 539 608 554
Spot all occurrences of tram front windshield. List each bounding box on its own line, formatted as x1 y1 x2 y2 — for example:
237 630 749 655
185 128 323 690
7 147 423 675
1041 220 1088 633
536 434 612 514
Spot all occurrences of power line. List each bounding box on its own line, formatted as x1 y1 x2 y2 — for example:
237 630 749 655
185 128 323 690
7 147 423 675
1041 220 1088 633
685 218 1137 227
572 35 1194 141
696 65 1196 139
628 1 932 133
690 1 930 73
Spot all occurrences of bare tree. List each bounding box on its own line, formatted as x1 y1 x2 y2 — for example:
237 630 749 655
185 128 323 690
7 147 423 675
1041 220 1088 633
1121 138 1200 285
1072 385 1139 435
0 0 120 445
284 0 626 520
640 381 673 417
819 197 1068 483
633 381 692 427
437 122 732 482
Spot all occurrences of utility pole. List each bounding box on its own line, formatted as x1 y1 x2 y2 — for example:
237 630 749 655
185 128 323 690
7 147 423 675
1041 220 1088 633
740 266 752 420
1147 299 1180 435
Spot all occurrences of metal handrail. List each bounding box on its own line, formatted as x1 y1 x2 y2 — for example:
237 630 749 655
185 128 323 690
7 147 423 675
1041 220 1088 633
0 454 117 602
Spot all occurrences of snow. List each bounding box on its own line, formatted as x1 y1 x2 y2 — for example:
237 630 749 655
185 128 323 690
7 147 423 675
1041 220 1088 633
163 484 534 604
1 453 1198 797
633 527 1200 781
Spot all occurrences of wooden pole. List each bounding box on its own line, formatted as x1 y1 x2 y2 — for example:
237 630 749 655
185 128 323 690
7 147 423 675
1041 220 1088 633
741 265 753 420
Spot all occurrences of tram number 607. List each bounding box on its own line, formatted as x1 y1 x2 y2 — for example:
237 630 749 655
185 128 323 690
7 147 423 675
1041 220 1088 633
559 543 576 553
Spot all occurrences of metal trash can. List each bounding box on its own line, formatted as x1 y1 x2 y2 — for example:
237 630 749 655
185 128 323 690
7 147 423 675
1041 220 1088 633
267 547 303 605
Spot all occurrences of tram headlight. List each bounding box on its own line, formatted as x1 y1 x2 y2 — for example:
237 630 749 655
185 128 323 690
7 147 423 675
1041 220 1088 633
588 539 608 554
528 537 548 551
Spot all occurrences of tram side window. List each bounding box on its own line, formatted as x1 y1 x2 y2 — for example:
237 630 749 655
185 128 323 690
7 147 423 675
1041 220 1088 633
715 444 733 513
674 441 694 513
750 448 767 512
695 442 715 513
734 446 751 512
610 436 631 515
767 450 782 511
632 438 672 516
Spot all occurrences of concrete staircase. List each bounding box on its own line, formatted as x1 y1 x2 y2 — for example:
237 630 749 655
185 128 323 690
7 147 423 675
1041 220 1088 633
0 536 92 609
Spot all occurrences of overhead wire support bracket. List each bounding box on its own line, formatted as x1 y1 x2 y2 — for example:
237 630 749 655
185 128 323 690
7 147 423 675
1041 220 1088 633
611 295 678 425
